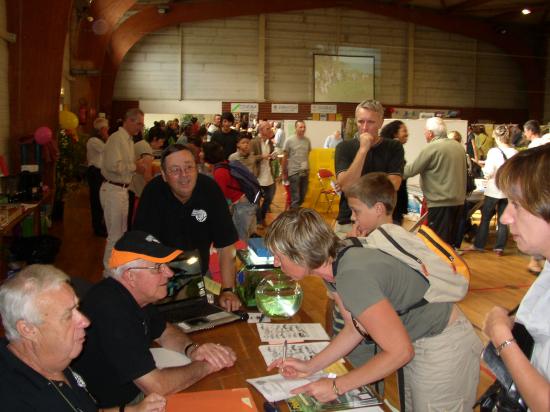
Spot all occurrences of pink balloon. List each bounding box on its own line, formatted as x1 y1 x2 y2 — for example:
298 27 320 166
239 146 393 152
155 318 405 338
34 126 53 145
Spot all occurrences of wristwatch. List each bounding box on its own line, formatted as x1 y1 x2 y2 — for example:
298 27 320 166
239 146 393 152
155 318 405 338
221 287 236 294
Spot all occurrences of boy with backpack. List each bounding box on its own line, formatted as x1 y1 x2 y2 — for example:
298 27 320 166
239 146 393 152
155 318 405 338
203 141 260 241
264 174 482 411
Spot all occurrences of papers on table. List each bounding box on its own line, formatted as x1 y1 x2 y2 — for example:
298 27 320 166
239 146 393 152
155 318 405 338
246 372 331 402
258 342 330 366
150 347 191 369
257 323 330 343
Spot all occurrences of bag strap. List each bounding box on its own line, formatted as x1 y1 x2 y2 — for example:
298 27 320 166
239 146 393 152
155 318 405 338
376 227 430 316
331 237 363 277
498 147 508 161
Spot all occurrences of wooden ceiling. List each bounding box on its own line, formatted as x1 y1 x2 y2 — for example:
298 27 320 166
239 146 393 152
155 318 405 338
129 0 550 29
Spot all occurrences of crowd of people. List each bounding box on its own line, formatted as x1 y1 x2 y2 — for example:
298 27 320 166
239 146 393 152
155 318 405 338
1 100 550 412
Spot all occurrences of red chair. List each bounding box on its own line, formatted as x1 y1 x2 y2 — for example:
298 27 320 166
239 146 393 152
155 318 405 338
313 168 339 213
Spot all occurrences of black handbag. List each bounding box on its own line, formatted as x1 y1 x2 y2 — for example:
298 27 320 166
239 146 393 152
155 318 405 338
475 322 534 412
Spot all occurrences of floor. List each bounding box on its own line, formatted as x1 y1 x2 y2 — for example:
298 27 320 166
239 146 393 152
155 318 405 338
45 183 537 410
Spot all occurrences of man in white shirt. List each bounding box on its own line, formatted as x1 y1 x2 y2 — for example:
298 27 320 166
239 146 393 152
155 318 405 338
86 117 109 237
207 114 221 142
251 121 276 226
525 119 550 148
273 122 285 151
100 108 145 274
323 130 342 149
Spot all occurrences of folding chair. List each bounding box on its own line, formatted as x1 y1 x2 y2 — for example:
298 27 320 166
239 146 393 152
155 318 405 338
313 168 339 213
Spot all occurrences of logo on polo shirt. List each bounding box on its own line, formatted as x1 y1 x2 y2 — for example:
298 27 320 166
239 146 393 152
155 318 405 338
191 209 207 222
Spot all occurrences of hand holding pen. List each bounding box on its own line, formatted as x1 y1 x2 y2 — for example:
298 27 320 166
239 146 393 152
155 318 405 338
281 340 287 373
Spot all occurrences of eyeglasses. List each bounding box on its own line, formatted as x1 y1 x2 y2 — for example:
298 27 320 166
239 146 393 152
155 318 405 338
128 263 169 274
166 165 196 176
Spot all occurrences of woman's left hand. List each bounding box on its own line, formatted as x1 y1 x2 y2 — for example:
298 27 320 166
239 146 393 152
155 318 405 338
290 377 338 402
483 306 514 345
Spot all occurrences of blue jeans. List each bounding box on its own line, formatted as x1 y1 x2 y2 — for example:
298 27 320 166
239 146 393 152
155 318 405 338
232 201 257 242
474 196 509 250
288 172 309 208
257 184 275 223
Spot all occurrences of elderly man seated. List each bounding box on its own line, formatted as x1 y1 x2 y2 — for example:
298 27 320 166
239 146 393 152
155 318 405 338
72 231 236 409
0 264 166 412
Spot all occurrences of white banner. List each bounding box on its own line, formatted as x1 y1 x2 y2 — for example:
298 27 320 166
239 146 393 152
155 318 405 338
311 104 337 114
271 103 299 114
230 102 259 113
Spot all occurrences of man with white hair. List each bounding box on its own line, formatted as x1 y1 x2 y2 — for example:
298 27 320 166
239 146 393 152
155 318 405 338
72 230 236 409
404 117 467 244
100 108 146 273
0 264 166 411
87 117 109 237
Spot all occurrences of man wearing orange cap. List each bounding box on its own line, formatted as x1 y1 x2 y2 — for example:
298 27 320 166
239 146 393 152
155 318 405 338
72 231 236 409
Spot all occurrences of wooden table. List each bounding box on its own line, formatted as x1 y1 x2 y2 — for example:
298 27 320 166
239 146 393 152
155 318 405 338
1 194 51 277
182 311 386 411
185 311 317 411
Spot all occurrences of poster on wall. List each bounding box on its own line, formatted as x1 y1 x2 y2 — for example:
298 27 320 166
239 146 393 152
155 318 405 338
314 55 375 103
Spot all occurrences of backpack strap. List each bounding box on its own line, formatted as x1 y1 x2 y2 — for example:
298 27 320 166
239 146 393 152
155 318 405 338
375 227 430 316
331 237 363 277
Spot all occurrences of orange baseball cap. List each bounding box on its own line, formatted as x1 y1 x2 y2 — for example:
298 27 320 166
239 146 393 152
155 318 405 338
109 231 182 268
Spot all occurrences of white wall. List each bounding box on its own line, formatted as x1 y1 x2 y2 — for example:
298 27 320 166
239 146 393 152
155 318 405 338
0 0 9 169
113 7 533 114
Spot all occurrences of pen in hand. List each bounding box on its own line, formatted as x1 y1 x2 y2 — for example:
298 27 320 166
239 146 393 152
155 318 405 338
281 340 287 373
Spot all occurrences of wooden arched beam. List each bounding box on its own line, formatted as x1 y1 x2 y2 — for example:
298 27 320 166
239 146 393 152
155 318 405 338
75 0 136 65
99 0 545 118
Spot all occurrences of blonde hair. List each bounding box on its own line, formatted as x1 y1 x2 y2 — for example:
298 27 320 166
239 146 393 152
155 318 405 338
448 130 462 143
265 208 342 269
492 124 511 145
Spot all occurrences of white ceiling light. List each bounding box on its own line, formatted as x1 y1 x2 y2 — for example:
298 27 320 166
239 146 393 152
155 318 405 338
521 8 531 15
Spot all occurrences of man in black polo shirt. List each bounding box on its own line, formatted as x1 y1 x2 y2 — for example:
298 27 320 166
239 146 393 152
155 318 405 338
73 231 236 409
133 144 242 311
0 264 166 411
335 99 404 237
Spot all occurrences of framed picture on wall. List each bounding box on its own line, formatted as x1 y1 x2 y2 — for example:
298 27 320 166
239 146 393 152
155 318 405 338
313 55 375 103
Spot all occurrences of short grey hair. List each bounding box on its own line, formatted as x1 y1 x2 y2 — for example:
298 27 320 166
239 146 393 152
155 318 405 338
93 117 109 131
111 259 146 279
355 99 384 118
0 265 69 341
125 108 144 121
425 117 447 138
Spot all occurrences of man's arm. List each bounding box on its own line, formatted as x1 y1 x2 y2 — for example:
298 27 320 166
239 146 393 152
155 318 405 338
403 147 431 179
138 322 236 395
133 360 216 396
336 133 376 191
218 244 241 311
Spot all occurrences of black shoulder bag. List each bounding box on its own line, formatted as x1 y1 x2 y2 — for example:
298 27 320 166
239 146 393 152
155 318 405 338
475 308 534 412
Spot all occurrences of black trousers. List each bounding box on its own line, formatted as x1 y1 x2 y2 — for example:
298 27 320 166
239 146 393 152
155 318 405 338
427 204 464 246
86 166 105 235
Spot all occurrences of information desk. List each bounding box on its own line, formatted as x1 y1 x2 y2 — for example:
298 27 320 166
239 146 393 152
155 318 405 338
183 311 386 411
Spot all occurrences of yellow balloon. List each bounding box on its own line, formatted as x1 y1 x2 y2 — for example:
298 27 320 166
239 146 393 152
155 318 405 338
59 110 79 130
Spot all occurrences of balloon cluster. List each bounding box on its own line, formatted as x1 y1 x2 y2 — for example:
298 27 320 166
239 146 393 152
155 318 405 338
33 110 80 145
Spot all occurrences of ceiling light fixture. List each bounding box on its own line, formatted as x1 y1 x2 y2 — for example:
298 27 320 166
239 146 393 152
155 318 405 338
521 8 531 15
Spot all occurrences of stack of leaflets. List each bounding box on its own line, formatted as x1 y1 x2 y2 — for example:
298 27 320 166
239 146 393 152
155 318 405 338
286 385 381 411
